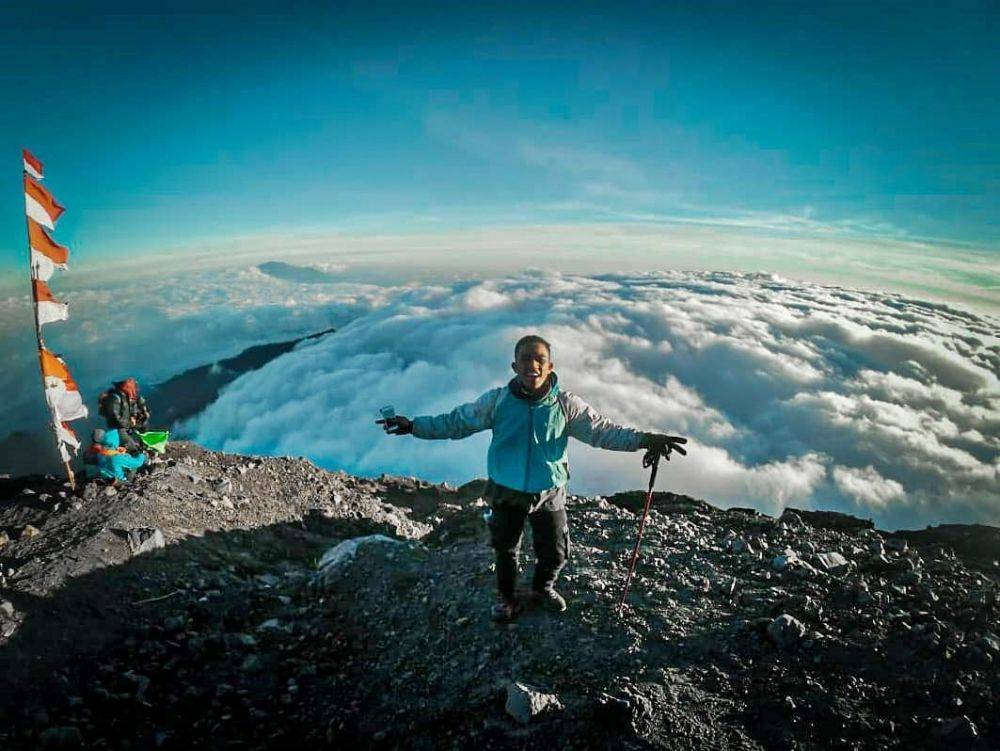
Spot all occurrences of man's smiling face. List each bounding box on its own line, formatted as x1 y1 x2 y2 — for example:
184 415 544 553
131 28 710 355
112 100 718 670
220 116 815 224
512 341 554 391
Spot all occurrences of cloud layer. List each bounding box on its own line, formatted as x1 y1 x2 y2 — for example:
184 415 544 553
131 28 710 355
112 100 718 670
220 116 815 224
186 271 1000 529
0 265 390 447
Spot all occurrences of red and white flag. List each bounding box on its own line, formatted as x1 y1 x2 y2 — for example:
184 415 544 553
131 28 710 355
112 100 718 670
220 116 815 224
32 279 69 326
24 175 65 229
23 148 44 180
56 421 80 449
39 348 88 422
55 421 81 463
28 219 69 281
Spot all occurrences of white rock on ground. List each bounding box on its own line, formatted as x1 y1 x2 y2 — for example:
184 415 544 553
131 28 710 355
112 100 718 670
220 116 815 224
315 535 405 585
504 681 563 725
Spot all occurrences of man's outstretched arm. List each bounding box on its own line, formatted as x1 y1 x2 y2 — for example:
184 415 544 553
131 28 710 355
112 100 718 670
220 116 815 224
561 392 687 457
380 388 503 440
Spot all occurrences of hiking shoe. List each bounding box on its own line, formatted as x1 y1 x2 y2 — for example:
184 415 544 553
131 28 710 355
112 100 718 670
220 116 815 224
532 588 567 613
490 599 523 622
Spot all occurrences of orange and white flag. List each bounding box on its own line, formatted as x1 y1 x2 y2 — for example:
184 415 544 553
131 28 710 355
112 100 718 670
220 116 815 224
32 279 69 326
24 175 65 229
28 219 69 281
56 420 81 461
39 348 88 422
56 421 81 450
23 149 44 180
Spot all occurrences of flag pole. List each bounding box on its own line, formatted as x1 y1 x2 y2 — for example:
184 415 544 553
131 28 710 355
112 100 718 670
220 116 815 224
23 164 76 490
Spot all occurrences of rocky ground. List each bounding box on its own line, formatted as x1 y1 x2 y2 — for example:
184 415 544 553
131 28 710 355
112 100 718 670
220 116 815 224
0 443 997 749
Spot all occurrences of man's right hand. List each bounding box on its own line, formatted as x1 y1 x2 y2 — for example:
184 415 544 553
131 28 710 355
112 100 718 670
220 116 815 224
642 433 688 460
377 416 413 435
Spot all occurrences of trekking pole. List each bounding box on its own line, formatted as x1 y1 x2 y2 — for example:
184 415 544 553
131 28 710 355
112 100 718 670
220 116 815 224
616 447 662 617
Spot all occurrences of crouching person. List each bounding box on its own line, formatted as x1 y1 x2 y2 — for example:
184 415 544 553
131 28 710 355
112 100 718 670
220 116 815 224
83 428 147 484
98 377 150 455
379 334 687 621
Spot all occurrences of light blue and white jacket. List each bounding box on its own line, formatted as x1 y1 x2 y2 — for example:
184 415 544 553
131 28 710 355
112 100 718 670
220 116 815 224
412 375 647 493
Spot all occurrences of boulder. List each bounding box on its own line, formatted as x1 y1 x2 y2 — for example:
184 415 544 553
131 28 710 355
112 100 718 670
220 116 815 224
38 726 84 748
125 527 166 555
315 535 404 586
772 549 802 571
936 715 978 743
768 614 806 648
504 681 563 725
814 551 850 572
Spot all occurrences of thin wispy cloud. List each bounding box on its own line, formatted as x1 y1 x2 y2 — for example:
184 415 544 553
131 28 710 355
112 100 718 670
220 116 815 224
424 109 928 246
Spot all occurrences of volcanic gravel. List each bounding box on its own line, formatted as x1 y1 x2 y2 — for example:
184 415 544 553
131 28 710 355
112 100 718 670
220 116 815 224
0 442 996 749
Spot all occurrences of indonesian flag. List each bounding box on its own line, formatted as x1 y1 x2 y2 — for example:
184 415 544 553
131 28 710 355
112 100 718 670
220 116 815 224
28 219 69 281
23 149 44 180
55 421 81 461
32 279 69 326
56 421 80 449
39 348 88 422
24 175 64 229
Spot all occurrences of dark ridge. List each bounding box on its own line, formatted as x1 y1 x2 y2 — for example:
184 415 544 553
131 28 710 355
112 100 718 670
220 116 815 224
257 261 342 284
145 327 336 428
890 524 1000 564
782 507 876 531
606 490 716 516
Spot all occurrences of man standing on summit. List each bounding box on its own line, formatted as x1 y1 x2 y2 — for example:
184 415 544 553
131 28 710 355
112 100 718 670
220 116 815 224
379 335 687 621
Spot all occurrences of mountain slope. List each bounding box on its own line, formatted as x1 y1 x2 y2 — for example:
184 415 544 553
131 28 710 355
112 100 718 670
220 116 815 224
0 444 996 749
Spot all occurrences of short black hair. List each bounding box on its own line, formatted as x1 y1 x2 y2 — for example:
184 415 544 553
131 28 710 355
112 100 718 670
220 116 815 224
514 334 552 359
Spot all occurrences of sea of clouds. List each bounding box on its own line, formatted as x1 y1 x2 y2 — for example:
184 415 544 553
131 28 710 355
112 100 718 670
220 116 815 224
185 271 999 529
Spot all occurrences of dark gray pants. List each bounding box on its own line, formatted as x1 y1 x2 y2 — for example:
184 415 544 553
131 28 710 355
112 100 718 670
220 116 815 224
486 483 570 601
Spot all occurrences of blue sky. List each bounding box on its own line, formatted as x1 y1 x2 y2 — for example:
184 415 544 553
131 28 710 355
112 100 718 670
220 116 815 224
1 1 997 277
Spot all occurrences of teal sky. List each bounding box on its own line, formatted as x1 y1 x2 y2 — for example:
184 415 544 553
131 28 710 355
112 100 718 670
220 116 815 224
1 1 997 278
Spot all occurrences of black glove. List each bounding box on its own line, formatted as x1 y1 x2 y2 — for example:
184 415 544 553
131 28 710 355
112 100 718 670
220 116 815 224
377 415 413 435
642 433 688 460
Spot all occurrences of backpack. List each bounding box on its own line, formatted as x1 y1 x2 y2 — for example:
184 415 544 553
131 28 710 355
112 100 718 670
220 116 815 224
97 388 118 423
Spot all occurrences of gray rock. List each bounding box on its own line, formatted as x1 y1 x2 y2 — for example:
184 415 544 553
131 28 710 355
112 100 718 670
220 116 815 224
815 551 849 572
855 582 873 605
126 527 165 555
39 726 84 748
123 671 151 700
772 549 799 571
162 615 187 632
977 631 1000 655
314 535 404 586
937 715 978 742
768 614 806 648
504 681 563 724
241 655 264 673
